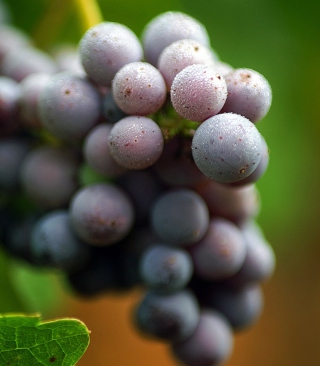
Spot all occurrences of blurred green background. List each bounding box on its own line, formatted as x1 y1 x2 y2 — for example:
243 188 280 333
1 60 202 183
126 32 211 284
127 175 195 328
2 0 320 365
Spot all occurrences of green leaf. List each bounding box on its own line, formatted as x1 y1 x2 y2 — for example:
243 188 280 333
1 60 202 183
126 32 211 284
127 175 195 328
0 314 90 366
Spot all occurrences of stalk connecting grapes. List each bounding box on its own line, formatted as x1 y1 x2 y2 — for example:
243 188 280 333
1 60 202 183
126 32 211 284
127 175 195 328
0 4 275 366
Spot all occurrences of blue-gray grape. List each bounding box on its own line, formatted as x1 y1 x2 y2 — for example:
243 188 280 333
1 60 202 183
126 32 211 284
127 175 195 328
112 61 167 115
151 188 210 246
79 22 143 86
192 113 263 183
108 116 164 169
142 11 210 66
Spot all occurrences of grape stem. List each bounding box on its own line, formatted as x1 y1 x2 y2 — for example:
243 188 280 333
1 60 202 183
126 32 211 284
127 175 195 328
73 0 104 32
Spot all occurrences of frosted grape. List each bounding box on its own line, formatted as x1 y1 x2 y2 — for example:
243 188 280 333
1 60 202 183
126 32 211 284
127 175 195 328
142 11 210 66
192 113 263 183
79 22 143 86
171 64 227 122
112 61 167 115
158 39 216 89
220 68 272 123
108 116 164 169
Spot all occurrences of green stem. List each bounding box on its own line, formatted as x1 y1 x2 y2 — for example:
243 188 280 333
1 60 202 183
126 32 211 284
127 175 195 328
73 0 104 32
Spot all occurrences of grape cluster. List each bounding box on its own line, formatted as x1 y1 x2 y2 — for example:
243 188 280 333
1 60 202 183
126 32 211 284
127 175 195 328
0 7 275 366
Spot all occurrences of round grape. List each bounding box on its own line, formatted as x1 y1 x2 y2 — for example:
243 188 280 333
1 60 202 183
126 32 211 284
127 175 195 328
108 116 164 169
171 64 227 122
112 61 167 115
192 113 263 183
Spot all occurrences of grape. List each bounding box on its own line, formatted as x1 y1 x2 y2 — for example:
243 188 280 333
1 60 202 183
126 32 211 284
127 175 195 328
30 210 91 272
214 60 234 76
189 218 247 281
18 72 52 129
195 179 260 224
83 123 127 178
112 61 167 115
38 72 101 140
108 116 164 169
0 137 31 191
1 46 57 82
79 22 143 86
101 91 127 123
171 310 233 366
51 44 85 75
0 24 31 65
0 76 21 136
116 169 163 224
220 68 272 123
223 220 275 287
20 146 80 209
69 183 134 246
158 39 216 89
153 137 208 188
200 283 264 330
229 134 269 186
170 64 227 122
139 244 193 292
191 113 263 183
135 289 200 342
142 11 210 66
151 188 210 246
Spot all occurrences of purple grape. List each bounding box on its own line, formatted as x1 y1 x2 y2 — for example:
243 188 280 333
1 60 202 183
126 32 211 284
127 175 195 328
171 64 227 122
69 183 134 246
200 283 264 331
195 179 260 225
0 137 31 191
151 188 210 246
101 91 127 123
18 72 52 129
189 218 247 281
79 22 143 86
83 123 127 178
0 76 21 136
30 210 91 272
171 310 233 366
223 220 275 287
191 113 263 183
158 39 216 89
139 244 193 292
112 61 167 115
51 44 85 75
108 116 164 169
38 72 101 140
20 146 80 209
1 46 57 82
153 137 208 188
214 60 234 76
142 11 210 66
135 289 200 342
220 68 272 123
116 169 163 224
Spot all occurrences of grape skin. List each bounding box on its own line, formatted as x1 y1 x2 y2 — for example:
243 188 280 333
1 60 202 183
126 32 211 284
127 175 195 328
171 310 233 366
79 22 143 86
38 72 101 141
112 61 167 115
142 11 210 66
108 116 164 170
135 289 200 342
170 64 227 122
69 183 134 246
151 188 210 246
139 245 194 292
158 39 216 89
192 113 263 183
220 68 272 123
